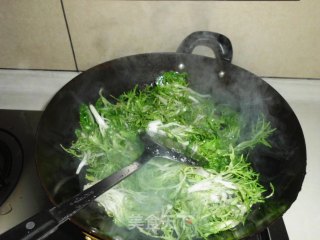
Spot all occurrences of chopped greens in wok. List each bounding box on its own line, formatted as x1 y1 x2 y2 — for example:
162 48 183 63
64 71 275 239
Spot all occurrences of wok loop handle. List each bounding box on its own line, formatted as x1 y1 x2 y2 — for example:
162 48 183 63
177 31 233 63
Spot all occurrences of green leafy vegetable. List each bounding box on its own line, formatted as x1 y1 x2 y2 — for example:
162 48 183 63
64 71 275 239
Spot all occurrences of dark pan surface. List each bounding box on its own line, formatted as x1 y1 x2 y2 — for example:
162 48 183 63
36 52 306 239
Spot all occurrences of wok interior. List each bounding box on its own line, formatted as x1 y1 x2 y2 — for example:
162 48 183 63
36 53 306 239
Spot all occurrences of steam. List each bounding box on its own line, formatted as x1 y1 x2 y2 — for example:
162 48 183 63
61 48 303 238
182 58 304 195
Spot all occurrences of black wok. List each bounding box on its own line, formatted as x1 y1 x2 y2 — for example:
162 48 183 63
35 31 306 239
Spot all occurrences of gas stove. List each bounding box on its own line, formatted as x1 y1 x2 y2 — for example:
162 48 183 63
0 109 289 240
1 69 320 240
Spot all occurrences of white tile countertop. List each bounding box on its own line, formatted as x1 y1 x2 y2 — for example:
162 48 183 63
0 69 319 240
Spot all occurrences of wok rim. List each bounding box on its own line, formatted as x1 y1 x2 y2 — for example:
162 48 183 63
35 51 307 239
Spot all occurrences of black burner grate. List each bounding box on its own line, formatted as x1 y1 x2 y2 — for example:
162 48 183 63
0 130 23 206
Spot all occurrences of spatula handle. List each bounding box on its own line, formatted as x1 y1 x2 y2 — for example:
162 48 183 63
0 210 61 240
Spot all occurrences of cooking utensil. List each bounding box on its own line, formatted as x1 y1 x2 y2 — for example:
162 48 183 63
0 134 197 240
35 31 306 239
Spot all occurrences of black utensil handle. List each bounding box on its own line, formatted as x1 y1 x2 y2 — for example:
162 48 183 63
0 210 60 240
177 31 233 63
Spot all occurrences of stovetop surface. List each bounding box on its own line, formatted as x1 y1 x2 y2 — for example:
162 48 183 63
0 109 289 240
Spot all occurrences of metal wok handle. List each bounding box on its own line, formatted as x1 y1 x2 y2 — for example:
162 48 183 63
177 31 233 63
